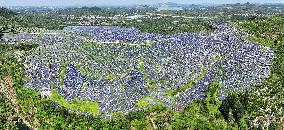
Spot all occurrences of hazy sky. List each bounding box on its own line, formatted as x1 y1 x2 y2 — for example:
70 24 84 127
0 0 283 7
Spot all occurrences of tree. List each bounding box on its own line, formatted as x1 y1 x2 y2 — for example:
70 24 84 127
0 93 17 129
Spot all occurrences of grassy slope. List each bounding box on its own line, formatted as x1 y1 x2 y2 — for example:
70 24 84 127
50 90 99 115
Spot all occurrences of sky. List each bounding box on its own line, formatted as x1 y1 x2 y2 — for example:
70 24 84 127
0 0 283 7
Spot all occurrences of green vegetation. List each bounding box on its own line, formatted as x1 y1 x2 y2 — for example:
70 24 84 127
212 52 228 61
60 65 67 86
82 42 98 49
0 7 17 18
0 93 17 129
172 82 229 129
50 90 99 115
123 18 212 34
167 65 206 96
1 41 234 129
231 14 284 129
60 6 103 16
134 98 151 108
103 73 118 79
1 7 284 129
167 81 194 96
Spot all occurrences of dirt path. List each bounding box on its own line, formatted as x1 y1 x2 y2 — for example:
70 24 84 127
0 75 34 129
280 117 284 130
147 112 157 130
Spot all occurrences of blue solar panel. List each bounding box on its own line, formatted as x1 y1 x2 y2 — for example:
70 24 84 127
15 22 275 114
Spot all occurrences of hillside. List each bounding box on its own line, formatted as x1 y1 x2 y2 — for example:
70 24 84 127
232 14 284 129
0 7 17 18
0 6 283 130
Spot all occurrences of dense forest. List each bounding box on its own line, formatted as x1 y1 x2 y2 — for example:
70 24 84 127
122 18 212 34
0 7 284 129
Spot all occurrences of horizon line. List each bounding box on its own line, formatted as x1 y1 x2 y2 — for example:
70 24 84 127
2 2 284 8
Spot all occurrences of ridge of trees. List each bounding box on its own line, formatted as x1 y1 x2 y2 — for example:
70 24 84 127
0 7 17 18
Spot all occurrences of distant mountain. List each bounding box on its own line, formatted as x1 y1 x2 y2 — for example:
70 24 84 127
58 6 103 16
152 2 217 9
162 2 179 7
0 7 17 18
154 2 180 8
262 3 284 5
157 3 182 11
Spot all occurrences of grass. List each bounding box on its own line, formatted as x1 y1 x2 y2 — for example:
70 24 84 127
82 42 98 49
103 73 118 80
137 58 144 72
147 79 156 85
166 65 206 97
50 90 99 115
145 83 157 92
41 48 46 57
212 53 228 61
91 71 102 77
167 81 195 96
60 65 67 86
154 63 165 74
134 98 151 108
75 63 87 75
81 82 87 92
